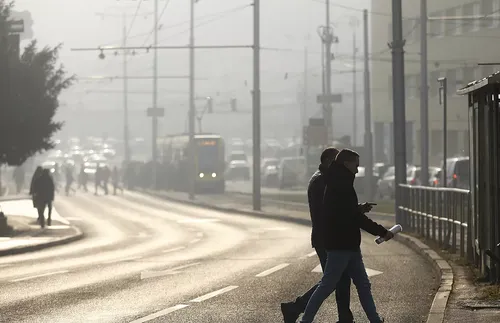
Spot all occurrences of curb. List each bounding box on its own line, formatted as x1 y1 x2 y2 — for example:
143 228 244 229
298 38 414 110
394 234 453 323
0 226 85 257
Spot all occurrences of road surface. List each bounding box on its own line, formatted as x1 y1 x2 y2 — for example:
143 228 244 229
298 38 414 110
0 191 436 322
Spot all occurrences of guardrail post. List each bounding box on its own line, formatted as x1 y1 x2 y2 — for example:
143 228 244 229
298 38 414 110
452 191 457 253
466 192 473 264
460 192 465 258
431 188 436 241
438 190 443 246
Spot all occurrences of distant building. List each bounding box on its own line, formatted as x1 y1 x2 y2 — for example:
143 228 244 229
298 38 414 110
370 0 499 166
9 10 33 40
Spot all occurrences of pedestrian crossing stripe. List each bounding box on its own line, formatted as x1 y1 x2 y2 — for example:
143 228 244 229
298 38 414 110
312 264 383 277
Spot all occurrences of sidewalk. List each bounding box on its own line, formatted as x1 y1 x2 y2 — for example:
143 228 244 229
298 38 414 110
0 199 83 256
140 188 500 323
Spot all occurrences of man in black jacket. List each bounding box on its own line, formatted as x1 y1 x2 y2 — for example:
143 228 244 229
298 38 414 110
300 149 393 323
281 147 354 323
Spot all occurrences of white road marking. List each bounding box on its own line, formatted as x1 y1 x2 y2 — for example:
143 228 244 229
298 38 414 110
0 264 11 268
189 238 201 244
256 263 290 277
312 264 322 273
28 225 70 230
162 246 186 253
103 256 143 265
128 304 189 323
189 285 239 303
140 262 201 280
196 232 203 238
11 270 69 282
135 232 149 238
365 268 384 277
306 251 317 258
177 218 220 224
311 264 383 277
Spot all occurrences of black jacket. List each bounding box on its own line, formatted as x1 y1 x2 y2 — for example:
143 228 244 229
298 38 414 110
322 162 388 251
307 164 328 248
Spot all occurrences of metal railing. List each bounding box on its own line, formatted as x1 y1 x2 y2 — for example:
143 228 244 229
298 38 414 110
398 184 472 262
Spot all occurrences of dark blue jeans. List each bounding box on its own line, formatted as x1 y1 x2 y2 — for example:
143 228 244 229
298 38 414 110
295 247 354 322
300 250 383 323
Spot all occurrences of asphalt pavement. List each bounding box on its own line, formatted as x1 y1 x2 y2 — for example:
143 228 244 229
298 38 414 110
0 190 437 323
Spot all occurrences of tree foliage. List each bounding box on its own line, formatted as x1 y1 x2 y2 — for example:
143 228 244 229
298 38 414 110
0 1 74 166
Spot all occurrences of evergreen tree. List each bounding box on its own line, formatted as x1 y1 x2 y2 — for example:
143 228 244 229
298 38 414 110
0 1 74 166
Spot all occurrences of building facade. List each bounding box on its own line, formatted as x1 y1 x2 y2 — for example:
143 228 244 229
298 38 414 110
371 0 500 166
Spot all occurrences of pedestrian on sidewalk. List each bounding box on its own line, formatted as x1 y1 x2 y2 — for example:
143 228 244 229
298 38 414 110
281 147 355 323
111 166 123 195
29 166 43 208
299 149 394 323
32 169 55 228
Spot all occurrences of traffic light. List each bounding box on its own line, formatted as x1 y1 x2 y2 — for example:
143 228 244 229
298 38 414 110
230 98 237 112
207 96 213 113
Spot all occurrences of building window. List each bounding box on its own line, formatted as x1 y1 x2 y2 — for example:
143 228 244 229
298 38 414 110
430 70 440 97
456 68 465 93
481 65 495 78
462 3 474 33
406 75 418 99
430 10 444 37
447 69 457 95
473 2 481 31
463 66 475 85
453 7 462 35
493 0 500 28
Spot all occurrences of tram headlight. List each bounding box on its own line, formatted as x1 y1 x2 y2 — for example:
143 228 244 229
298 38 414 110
199 173 204 178
211 172 217 178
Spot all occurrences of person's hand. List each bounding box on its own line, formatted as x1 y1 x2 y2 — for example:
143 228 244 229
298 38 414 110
358 202 373 214
383 230 395 241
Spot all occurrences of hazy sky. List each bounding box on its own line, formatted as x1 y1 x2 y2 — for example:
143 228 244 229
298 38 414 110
13 0 373 111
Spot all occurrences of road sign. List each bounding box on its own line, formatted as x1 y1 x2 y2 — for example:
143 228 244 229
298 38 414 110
316 93 342 104
303 125 328 146
7 20 24 33
147 107 165 117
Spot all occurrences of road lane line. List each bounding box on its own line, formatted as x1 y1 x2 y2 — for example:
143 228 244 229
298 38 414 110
189 285 239 303
189 238 201 244
11 270 69 282
103 256 143 265
162 246 186 253
128 304 189 323
255 263 290 277
140 262 201 280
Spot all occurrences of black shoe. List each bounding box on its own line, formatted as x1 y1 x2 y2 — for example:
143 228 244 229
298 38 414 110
280 302 300 323
47 218 51 226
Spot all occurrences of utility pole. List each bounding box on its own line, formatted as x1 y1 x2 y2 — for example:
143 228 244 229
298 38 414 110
390 0 407 224
420 0 429 186
351 17 358 146
122 13 131 166
438 77 447 187
252 0 262 211
363 9 374 201
151 0 159 190
302 46 308 131
324 0 333 139
188 0 196 200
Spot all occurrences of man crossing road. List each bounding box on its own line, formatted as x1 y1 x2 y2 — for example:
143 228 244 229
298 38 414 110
281 147 354 323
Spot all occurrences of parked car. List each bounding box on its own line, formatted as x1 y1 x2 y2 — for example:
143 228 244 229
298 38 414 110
225 160 251 180
377 165 415 199
354 166 380 196
278 157 307 189
407 166 441 186
261 158 280 187
440 157 469 189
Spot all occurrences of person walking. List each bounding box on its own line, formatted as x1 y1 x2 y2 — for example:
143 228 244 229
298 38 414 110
29 166 43 208
299 149 394 323
281 147 354 323
32 169 55 228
